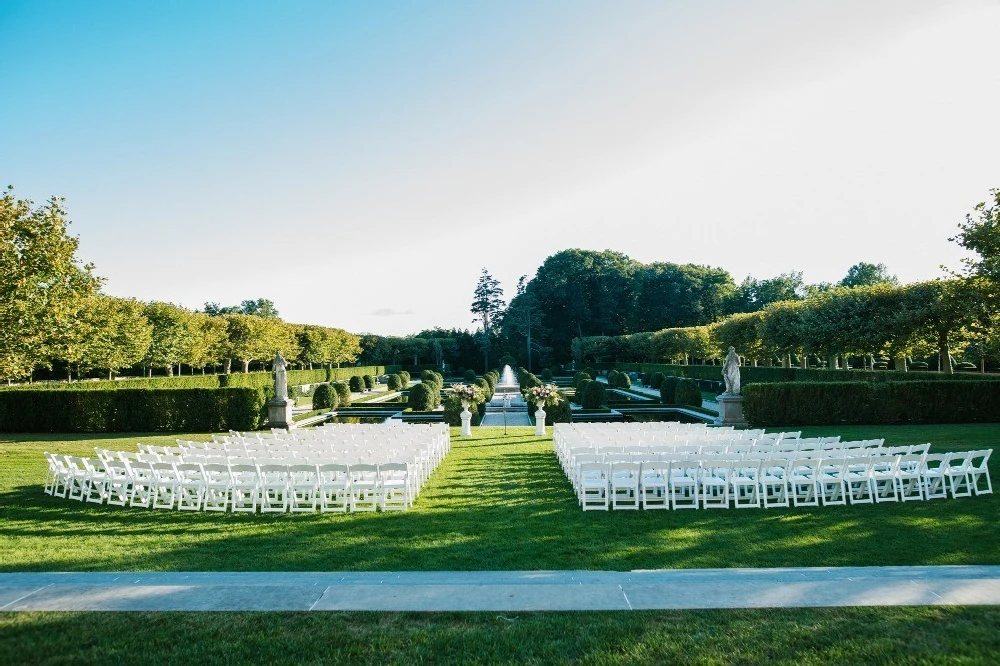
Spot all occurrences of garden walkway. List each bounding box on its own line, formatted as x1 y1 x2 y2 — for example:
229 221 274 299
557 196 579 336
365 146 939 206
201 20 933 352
2 566 998 611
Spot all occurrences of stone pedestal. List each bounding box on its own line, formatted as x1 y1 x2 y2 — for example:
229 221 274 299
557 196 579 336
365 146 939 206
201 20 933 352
267 398 295 430
460 400 473 437
714 394 748 427
535 407 546 436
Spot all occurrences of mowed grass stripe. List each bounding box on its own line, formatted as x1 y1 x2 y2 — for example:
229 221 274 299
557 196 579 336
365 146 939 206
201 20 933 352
0 424 997 572
1 606 999 665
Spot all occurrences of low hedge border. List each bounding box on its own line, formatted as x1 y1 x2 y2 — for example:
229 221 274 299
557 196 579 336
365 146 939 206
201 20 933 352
608 363 992 386
0 388 266 433
743 380 1000 426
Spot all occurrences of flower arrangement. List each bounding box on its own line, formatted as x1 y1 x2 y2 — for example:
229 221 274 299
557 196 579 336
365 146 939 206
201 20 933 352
523 384 561 407
451 383 482 403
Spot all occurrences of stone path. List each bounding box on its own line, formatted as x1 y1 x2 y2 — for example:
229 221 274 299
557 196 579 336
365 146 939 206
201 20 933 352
2 566 998 611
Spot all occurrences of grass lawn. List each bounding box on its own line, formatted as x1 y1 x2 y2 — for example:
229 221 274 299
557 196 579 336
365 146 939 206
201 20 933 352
2 606 999 665
1 424 998 664
0 424 997 572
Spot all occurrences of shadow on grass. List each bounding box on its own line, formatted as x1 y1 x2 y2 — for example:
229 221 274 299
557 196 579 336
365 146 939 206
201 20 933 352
0 427 998 572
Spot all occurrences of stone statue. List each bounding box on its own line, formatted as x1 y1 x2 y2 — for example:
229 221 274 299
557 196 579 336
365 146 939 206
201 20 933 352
273 351 289 401
722 346 741 396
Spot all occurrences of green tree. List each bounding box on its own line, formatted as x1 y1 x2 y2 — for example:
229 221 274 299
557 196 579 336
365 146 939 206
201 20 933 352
185 311 229 373
724 272 805 314
0 188 102 381
952 187 1000 284
143 302 193 376
85 296 153 379
470 268 505 372
839 262 899 288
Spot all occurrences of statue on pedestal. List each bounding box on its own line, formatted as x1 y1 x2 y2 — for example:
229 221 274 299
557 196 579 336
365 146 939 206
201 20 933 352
723 346 741 396
273 351 289 401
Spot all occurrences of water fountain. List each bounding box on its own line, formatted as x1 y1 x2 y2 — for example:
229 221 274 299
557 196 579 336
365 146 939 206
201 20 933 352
480 365 531 427
496 365 519 395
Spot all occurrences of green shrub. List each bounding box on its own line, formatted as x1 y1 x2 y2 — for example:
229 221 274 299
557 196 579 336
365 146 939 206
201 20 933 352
420 369 438 383
407 382 436 411
362 374 374 390
387 374 402 391
743 380 1000 426
518 371 542 389
574 372 592 388
674 378 702 407
525 391 572 425
348 376 364 392
660 376 679 404
584 367 598 380
575 379 593 405
399 370 411 385
582 381 605 409
649 372 665 391
0 388 265 433
482 373 497 392
332 381 351 408
608 370 631 389
463 369 477 382
311 383 334 410
540 368 553 381
474 378 493 402
442 392 484 427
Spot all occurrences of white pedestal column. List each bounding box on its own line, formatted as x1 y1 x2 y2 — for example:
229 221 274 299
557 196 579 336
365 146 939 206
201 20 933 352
267 398 295 430
714 394 748 427
460 400 473 437
534 406 546 436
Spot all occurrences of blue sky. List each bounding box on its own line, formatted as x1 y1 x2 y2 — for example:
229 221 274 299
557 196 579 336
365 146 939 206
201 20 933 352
3 1 999 335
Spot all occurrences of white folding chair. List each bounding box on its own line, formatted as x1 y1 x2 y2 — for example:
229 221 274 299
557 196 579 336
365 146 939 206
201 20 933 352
318 463 350 512
895 454 925 502
845 456 874 504
730 458 761 508
151 462 179 510
921 454 950 500
201 463 232 512
378 463 410 511
817 458 847 506
639 461 668 509
579 462 610 511
258 464 290 513
349 463 380 512
968 449 993 496
288 464 319 512
788 458 820 507
699 458 731 509
870 456 900 503
943 451 973 498
104 460 131 507
175 463 205 511
668 459 700 510
229 463 260 512
610 462 640 510
127 461 155 508
64 456 89 502
760 458 790 509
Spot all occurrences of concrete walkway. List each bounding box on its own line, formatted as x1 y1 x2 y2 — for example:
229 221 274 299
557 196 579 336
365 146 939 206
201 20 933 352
604 380 719 413
2 566 998 611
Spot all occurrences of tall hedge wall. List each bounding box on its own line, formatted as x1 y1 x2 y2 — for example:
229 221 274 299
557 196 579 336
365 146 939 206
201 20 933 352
743 380 1000 427
609 363 991 386
0 388 266 433
0 366 385 392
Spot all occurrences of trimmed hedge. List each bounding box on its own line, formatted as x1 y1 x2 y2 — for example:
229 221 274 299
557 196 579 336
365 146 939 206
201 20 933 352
0 388 265 433
575 379 593 405
463 369 477 382
611 363 992 386
674 378 702 407
743 380 1000 426
407 383 437 411
582 381 605 409
660 377 679 404
348 376 364 392
312 383 336 410
525 392 572 425
332 382 351 408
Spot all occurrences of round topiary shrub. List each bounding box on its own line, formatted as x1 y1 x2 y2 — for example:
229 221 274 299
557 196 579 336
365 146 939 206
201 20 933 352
421 369 438 383
408 382 435 411
649 372 665 391
463 369 477 382
540 368 553 381
582 381 605 409
474 377 493 402
312 383 335 410
584 367 597 380
387 374 402 391
574 371 591 388
575 378 593 405
660 376 679 404
363 374 374 390
675 378 702 407
332 381 351 407
348 375 364 392
482 373 497 391
399 370 411 385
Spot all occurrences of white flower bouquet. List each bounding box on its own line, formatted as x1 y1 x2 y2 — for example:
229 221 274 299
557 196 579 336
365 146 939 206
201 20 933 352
523 384 561 407
451 383 482 403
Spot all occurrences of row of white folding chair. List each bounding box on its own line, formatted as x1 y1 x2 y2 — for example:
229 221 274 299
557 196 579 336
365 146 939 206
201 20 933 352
574 451 991 511
45 455 413 513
